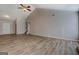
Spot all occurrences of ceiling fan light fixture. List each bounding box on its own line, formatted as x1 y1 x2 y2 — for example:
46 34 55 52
23 8 27 11
18 4 31 12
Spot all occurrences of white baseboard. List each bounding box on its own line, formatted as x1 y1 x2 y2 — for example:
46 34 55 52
29 33 79 42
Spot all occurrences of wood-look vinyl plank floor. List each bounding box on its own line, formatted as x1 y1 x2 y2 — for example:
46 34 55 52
0 34 78 55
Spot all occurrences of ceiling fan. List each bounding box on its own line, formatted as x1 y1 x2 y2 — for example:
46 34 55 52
18 4 31 11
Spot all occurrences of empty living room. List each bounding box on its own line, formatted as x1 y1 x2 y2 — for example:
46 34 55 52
0 4 79 55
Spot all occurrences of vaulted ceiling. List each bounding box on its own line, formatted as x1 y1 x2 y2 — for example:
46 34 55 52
33 4 79 12
0 4 79 21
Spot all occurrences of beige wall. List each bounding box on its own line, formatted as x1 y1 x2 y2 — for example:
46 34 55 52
0 22 2 35
28 9 78 40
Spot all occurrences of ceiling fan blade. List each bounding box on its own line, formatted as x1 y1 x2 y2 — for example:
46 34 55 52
27 9 31 11
20 4 31 8
20 4 25 7
20 4 27 8
27 6 31 8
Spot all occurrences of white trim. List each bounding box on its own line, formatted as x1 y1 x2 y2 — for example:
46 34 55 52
29 33 79 42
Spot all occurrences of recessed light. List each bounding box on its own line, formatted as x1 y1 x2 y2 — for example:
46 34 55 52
3 15 10 18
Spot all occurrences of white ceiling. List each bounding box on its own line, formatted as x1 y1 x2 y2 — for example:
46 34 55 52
33 4 79 12
0 4 79 21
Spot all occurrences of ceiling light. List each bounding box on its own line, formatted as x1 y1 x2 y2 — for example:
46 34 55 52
3 15 10 18
23 8 27 11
